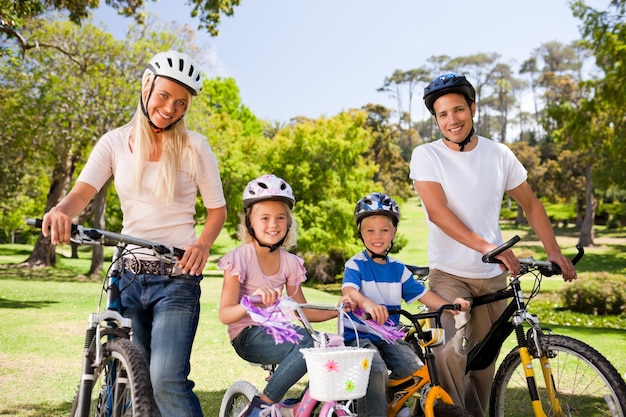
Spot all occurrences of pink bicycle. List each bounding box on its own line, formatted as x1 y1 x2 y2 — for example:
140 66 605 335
219 297 376 417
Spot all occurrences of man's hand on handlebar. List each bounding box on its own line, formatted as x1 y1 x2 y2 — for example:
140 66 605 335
547 253 578 282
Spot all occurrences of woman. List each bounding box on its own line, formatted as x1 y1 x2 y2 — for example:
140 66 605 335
42 50 227 417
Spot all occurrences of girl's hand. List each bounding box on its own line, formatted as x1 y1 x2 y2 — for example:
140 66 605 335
250 287 281 306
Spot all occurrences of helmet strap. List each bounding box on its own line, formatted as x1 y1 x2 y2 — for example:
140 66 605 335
359 232 394 260
245 214 288 253
444 127 475 152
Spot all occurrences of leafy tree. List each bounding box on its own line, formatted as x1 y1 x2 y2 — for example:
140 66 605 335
263 111 377 258
0 0 240 51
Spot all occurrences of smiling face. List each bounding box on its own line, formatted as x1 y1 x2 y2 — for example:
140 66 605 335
248 200 291 248
359 214 396 257
145 77 190 129
433 92 476 148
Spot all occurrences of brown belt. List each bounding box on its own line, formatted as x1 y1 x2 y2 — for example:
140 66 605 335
122 258 175 275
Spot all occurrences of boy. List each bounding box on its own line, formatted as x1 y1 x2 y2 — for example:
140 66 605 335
341 192 470 417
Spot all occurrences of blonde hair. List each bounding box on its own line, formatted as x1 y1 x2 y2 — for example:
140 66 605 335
237 202 298 250
129 71 199 202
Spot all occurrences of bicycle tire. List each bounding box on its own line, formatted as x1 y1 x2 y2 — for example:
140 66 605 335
432 403 474 417
489 334 626 417
219 380 260 417
73 338 154 417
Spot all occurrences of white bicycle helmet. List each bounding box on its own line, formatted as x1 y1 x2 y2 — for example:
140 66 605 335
354 192 400 226
146 50 203 96
243 174 295 209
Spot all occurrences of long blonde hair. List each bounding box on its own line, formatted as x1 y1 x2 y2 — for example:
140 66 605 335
129 71 199 202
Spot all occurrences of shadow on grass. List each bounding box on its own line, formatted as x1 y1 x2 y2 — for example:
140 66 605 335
0 391 228 417
0 265 100 283
0 401 72 417
0 297 58 309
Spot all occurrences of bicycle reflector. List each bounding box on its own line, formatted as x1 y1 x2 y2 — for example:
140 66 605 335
419 328 446 348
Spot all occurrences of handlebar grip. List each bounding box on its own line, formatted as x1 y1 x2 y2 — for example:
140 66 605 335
482 235 521 264
26 218 78 234
248 295 263 304
26 218 42 228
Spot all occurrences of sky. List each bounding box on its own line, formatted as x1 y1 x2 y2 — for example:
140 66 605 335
93 0 609 123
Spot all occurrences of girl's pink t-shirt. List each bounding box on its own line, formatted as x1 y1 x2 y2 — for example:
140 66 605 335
218 242 307 340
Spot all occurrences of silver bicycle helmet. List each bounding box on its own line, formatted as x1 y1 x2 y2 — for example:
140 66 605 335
423 73 475 115
146 50 203 96
243 174 295 209
354 192 400 227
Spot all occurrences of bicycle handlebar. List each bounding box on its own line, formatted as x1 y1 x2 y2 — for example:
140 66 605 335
481 234 584 277
27 218 185 261
388 303 461 330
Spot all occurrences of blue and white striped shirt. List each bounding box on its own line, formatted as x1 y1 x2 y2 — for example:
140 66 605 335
341 251 428 342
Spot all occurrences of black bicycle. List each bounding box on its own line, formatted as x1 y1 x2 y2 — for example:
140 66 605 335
407 235 626 417
27 218 184 417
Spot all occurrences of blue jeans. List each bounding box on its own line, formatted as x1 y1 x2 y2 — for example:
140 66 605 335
120 270 203 417
348 338 422 417
231 325 314 403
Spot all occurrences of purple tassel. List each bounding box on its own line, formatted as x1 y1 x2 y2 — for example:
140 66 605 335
241 295 304 344
353 307 406 344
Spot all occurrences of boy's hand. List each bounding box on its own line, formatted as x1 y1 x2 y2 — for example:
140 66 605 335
451 297 471 314
338 294 356 312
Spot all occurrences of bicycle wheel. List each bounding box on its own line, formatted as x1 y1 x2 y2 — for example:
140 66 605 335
490 334 626 417
90 338 154 417
219 380 260 417
433 403 474 417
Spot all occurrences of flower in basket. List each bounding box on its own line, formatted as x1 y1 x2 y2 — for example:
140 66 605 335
325 360 339 372
361 357 371 370
345 379 356 393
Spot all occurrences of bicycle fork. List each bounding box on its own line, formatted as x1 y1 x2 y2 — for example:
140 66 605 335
516 324 565 417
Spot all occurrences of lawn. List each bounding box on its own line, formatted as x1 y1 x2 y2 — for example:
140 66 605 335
1 197 625 416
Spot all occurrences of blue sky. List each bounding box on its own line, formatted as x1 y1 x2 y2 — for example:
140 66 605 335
94 0 608 123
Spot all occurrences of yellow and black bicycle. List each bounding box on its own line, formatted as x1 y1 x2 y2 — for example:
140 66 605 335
462 235 624 417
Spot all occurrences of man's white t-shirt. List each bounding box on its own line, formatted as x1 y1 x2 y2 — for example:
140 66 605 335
77 124 226 254
409 136 527 278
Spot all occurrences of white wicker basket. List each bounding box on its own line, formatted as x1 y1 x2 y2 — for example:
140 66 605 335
301 346 376 402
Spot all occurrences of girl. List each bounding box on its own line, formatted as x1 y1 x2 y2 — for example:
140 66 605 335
218 174 349 417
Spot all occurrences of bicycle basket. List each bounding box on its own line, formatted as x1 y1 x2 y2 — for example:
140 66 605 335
301 346 376 401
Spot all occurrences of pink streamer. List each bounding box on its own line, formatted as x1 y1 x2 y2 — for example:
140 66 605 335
241 295 304 344
353 307 406 344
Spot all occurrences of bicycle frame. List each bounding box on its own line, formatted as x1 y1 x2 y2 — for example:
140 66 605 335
27 218 177 417
387 306 461 417
467 235 589 417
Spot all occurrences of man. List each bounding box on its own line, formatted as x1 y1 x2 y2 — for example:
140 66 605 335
409 73 577 417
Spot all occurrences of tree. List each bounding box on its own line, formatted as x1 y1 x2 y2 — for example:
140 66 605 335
1 0 240 54
2 17 199 274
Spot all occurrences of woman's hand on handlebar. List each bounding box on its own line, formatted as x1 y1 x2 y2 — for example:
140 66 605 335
41 209 74 246
179 241 210 276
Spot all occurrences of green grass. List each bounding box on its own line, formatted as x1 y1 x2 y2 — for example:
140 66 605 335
1 197 626 416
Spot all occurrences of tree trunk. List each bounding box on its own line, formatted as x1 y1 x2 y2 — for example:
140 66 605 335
87 179 111 278
578 163 596 247
23 153 74 267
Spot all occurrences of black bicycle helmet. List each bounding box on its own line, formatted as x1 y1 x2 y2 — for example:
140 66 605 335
354 192 400 227
423 73 476 115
